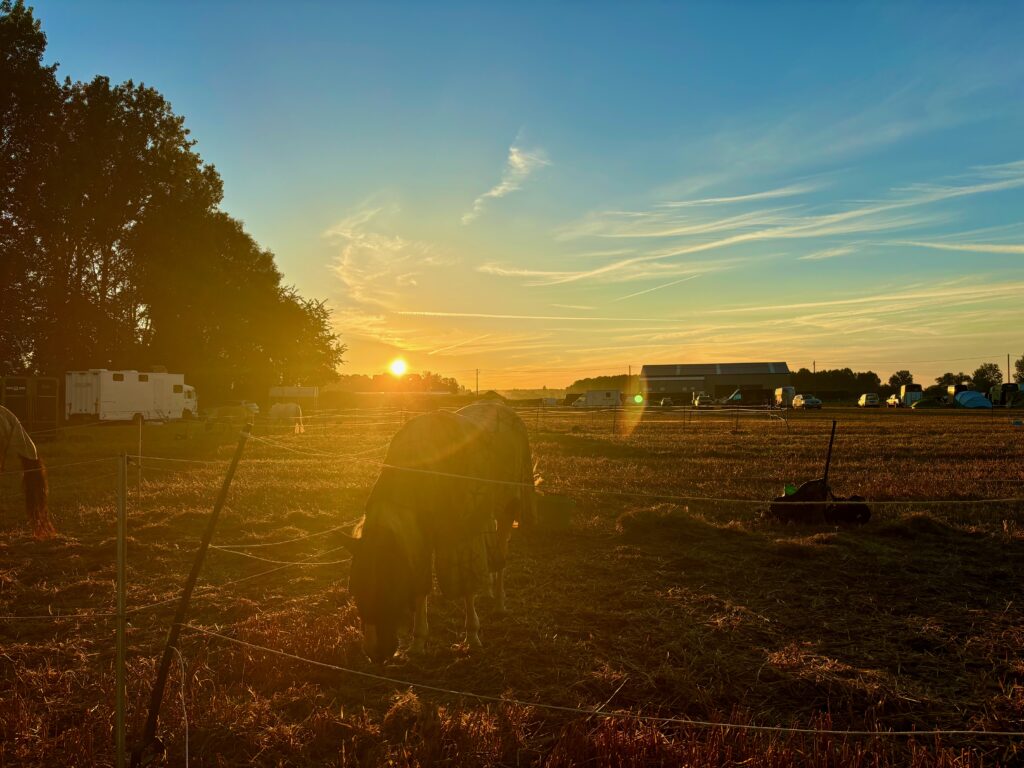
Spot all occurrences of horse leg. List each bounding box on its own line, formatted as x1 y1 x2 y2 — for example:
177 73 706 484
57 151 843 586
491 507 513 615
493 568 506 615
410 593 429 655
464 594 481 649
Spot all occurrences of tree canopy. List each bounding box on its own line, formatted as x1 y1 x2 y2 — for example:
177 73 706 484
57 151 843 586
888 370 914 388
0 1 344 400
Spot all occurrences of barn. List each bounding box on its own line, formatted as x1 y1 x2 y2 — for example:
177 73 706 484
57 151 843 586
640 362 791 405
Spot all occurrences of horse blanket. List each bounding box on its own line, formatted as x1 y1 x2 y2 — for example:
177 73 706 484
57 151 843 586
0 405 39 471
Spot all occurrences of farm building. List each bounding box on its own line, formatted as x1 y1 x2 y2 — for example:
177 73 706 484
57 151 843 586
640 362 791 404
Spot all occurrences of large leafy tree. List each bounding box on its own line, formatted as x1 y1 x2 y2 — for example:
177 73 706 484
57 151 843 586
935 371 972 387
888 370 914 388
1014 354 1024 385
1 2 344 398
971 363 1002 394
0 0 61 371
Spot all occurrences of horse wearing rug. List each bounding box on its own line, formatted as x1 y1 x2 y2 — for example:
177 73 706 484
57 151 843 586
0 405 55 538
341 402 535 663
268 402 305 434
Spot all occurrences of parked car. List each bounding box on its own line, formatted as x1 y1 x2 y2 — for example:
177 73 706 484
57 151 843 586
659 397 674 407
858 393 880 408
886 394 902 407
792 394 822 410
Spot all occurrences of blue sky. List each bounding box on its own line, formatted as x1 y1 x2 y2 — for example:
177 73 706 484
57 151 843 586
34 1 1024 387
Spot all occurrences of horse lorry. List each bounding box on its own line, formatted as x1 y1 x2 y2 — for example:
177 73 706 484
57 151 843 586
65 369 198 423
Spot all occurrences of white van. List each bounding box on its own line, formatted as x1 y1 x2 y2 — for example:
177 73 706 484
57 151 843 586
857 393 880 408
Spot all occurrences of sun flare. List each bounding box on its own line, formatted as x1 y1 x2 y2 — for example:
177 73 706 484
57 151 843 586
388 358 408 377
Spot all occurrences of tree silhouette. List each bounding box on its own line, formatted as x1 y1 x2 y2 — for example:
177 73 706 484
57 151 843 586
0 2 344 399
971 363 1002 394
888 370 914 388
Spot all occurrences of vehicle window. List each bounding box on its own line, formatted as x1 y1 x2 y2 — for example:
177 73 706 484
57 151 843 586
112 373 124 382
139 374 149 382
173 384 183 393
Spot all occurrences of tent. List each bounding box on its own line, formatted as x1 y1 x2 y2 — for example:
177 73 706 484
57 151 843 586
955 391 992 409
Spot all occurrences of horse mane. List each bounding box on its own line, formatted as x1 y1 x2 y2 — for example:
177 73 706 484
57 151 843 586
20 456 55 539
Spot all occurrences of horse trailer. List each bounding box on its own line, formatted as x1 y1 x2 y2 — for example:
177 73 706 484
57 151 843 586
900 383 924 407
65 369 198 422
0 376 60 435
775 386 796 408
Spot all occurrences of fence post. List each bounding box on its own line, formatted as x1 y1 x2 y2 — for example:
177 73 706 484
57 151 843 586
137 418 143 503
116 453 128 768
132 424 251 766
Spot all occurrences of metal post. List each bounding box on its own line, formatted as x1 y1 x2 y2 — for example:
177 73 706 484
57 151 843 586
116 454 127 768
137 417 143 503
132 424 251 766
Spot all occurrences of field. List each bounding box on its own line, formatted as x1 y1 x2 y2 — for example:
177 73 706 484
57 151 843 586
2 406 1024 766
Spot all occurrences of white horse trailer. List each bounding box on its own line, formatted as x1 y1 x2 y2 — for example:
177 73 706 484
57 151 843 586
65 369 198 422
775 386 796 408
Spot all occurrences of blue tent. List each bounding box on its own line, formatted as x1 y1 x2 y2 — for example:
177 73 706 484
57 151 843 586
955 391 992 409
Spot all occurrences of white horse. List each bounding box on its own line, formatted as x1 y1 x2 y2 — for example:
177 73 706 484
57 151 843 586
1 405 55 538
269 402 305 434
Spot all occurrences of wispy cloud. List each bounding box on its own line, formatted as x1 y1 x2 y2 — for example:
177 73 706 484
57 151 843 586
895 240 1024 255
400 310 681 322
462 140 550 225
797 245 857 261
658 182 819 208
491 160 1024 288
612 274 700 302
426 333 493 356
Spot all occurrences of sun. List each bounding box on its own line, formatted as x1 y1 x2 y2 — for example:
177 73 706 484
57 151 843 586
388 358 408 377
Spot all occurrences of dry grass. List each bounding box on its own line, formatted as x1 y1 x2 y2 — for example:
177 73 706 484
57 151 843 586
2 407 1023 766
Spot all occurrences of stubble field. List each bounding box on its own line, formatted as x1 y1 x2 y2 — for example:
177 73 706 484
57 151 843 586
2 405 1023 766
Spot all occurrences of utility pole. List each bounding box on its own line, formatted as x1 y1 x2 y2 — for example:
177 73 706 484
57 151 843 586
813 360 816 374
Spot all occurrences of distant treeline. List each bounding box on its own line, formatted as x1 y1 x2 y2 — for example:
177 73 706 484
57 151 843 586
567 375 638 393
0 2 344 401
330 372 464 394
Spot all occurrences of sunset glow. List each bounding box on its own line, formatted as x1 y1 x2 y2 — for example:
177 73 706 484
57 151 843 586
388 358 408 377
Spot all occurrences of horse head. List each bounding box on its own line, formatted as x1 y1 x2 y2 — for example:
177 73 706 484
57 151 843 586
340 522 417 664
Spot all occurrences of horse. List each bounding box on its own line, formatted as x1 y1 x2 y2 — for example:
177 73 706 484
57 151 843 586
269 401 305 434
340 402 536 664
0 405 55 538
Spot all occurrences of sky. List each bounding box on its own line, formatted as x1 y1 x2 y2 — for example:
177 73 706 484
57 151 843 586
33 1 1024 389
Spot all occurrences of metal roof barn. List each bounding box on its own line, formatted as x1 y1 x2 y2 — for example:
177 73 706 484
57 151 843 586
640 362 791 404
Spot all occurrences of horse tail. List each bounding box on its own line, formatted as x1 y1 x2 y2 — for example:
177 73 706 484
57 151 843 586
20 456 55 539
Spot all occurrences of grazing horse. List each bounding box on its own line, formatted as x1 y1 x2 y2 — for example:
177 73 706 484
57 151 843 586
269 402 305 434
0 405 55 538
341 402 535 663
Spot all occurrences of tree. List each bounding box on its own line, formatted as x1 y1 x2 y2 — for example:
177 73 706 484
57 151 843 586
971 363 1002 394
1014 354 1024 385
888 370 914 388
0 2 344 400
0 0 62 372
935 371 972 387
